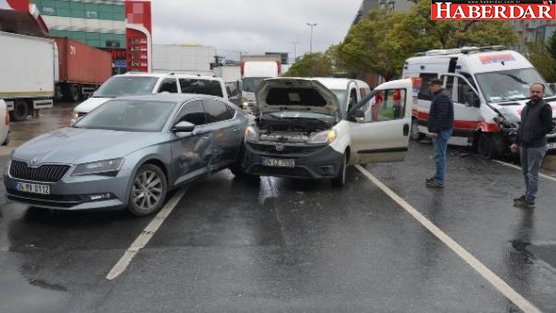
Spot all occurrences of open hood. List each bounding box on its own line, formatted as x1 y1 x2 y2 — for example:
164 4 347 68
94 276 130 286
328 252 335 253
255 78 341 117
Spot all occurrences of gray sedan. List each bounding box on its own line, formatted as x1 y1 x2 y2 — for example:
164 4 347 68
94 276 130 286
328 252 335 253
3 94 248 216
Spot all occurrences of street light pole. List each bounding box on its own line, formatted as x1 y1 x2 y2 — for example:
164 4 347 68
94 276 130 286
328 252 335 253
292 41 300 62
306 23 317 54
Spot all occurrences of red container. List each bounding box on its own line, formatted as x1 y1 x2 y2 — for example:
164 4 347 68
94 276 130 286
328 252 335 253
55 37 112 85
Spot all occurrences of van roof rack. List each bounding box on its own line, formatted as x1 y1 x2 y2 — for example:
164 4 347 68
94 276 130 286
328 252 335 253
460 45 508 54
414 45 509 57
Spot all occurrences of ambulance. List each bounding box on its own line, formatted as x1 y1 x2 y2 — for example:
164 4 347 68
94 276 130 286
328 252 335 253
402 46 556 158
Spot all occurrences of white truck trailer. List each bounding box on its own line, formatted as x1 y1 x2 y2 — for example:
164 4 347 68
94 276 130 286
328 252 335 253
0 31 55 121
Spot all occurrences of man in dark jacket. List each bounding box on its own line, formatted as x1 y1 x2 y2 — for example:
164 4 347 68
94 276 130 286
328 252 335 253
426 78 454 188
510 83 553 208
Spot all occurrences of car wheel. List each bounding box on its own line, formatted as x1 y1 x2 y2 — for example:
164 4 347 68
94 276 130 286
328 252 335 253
331 153 347 187
127 164 167 217
477 133 497 160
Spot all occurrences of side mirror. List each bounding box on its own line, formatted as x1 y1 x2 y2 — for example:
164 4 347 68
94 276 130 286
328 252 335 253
172 121 195 133
353 109 365 119
548 83 556 94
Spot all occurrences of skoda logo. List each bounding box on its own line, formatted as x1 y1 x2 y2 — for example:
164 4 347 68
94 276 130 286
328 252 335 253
30 157 39 166
275 143 284 152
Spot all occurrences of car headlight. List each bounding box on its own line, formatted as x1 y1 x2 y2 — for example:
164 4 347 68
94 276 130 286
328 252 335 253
242 101 250 108
245 126 258 142
72 158 124 176
307 130 337 144
72 111 79 120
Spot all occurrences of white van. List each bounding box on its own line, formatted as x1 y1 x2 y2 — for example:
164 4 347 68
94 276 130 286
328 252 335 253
71 73 228 124
241 77 412 186
403 46 556 158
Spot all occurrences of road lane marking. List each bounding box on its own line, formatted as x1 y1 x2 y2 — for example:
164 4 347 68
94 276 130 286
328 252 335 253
106 187 188 280
355 165 542 313
492 160 556 182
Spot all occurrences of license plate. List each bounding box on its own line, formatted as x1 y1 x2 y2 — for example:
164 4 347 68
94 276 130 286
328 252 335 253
16 182 50 195
548 143 556 150
263 158 295 168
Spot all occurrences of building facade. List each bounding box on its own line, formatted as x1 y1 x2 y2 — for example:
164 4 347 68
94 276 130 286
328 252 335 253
353 0 414 24
2 0 152 73
509 20 556 52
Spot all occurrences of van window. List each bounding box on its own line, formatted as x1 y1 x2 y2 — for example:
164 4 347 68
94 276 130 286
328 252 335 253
158 78 178 93
357 89 406 123
417 73 438 101
456 77 476 105
179 79 223 97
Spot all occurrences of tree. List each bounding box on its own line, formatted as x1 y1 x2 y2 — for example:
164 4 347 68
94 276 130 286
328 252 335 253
547 31 556 61
283 53 332 77
337 0 518 81
528 43 556 82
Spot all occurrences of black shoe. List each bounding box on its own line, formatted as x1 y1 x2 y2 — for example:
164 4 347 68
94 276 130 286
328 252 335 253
425 176 436 183
426 180 444 188
513 195 526 203
515 197 535 209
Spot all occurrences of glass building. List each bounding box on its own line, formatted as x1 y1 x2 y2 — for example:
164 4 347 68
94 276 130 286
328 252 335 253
31 0 126 50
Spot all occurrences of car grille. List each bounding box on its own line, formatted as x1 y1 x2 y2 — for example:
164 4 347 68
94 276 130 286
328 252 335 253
9 161 70 182
250 165 311 178
6 189 82 208
247 143 326 155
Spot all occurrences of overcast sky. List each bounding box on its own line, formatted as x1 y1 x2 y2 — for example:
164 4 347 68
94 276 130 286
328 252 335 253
152 0 362 60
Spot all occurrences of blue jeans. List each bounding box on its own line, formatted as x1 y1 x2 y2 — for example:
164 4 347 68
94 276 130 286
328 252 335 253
432 128 452 184
520 146 548 202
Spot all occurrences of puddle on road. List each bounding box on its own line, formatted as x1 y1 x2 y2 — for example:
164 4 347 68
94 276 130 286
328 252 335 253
8 103 76 147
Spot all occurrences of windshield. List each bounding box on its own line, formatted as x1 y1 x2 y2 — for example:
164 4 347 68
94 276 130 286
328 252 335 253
94 76 159 98
475 68 555 103
74 99 175 132
331 89 347 112
242 77 268 92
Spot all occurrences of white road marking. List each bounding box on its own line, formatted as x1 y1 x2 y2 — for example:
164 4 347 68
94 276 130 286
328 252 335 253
106 188 188 280
355 165 542 313
492 160 556 182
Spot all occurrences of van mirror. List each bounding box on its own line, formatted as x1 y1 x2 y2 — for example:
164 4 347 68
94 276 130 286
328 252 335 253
466 92 480 107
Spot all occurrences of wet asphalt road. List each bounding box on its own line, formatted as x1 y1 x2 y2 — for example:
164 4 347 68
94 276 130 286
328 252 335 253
1 105 556 313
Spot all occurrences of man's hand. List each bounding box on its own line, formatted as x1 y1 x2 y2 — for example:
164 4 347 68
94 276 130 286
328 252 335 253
429 132 438 139
510 143 519 153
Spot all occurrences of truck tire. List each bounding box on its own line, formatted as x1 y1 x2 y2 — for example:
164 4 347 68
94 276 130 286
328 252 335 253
11 100 28 122
69 85 81 103
331 153 347 187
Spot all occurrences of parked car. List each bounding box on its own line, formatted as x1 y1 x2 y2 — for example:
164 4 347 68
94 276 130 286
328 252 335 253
241 77 412 186
4 94 248 216
0 99 10 145
71 72 229 124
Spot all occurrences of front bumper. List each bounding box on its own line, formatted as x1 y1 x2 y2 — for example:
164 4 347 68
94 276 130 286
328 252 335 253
243 141 343 179
3 168 129 211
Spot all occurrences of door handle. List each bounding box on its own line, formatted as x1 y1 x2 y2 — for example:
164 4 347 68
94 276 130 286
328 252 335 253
232 128 240 133
403 124 409 136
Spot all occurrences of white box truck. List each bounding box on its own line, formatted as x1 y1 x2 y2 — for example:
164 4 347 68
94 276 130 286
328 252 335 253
0 31 55 121
241 61 281 112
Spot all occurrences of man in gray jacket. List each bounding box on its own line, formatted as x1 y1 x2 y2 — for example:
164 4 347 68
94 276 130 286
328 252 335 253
510 83 554 208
